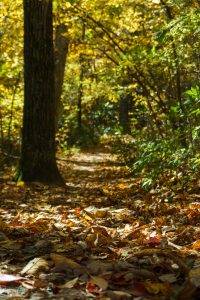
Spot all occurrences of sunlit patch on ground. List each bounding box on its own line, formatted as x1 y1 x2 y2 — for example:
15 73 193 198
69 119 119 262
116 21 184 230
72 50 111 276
0 149 199 299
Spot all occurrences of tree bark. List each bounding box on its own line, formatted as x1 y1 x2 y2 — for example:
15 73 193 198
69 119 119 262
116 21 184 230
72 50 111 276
54 24 69 127
77 23 86 133
19 0 63 184
119 94 131 134
119 80 131 134
77 54 84 132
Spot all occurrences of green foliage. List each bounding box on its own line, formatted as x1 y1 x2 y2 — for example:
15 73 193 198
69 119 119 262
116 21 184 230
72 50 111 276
0 0 23 153
0 0 199 190
113 133 200 190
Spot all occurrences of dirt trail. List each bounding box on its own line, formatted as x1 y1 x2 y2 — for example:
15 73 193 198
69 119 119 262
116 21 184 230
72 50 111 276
57 149 132 207
0 149 200 299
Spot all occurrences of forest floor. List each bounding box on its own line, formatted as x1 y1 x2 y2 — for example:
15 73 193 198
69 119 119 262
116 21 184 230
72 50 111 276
0 147 200 299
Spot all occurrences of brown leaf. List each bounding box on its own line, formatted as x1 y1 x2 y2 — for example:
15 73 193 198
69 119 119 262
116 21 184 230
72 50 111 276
0 221 11 234
0 240 22 250
50 253 80 268
106 290 132 300
159 273 177 283
59 277 79 288
86 232 110 247
189 267 200 287
90 275 108 290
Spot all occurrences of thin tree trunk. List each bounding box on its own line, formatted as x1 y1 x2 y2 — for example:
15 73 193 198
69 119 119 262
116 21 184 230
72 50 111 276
119 94 131 134
54 24 69 128
0 109 4 149
119 79 131 134
77 23 86 132
7 72 21 152
160 0 187 146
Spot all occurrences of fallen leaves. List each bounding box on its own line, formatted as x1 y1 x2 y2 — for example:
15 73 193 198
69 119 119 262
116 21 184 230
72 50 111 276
90 275 108 290
0 151 200 299
21 257 49 275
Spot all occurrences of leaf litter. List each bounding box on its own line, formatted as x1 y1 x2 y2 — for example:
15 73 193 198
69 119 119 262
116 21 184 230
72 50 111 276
0 150 200 299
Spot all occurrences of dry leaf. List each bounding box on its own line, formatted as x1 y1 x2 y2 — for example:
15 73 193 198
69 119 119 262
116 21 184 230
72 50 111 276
106 290 132 300
0 274 24 284
190 239 200 250
159 273 177 283
31 219 50 233
86 232 109 247
0 240 22 250
145 280 170 295
50 253 80 268
91 275 108 290
0 221 11 233
21 257 49 275
189 267 200 287
91 226 109 237
84 206 108 218
59 277 79 288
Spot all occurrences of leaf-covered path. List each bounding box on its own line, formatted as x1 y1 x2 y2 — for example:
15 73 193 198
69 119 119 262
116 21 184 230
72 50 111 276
0 149 200 299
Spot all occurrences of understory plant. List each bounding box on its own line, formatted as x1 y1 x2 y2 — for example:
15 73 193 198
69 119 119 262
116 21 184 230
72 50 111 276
112 132 200 191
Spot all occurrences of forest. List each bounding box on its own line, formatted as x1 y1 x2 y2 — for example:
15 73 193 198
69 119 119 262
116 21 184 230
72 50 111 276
0 0 200 299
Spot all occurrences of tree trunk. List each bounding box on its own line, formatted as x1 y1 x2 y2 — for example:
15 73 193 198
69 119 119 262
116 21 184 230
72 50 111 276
54 24 69 127
77 54 84 132
19 0 63 184
119 94 131 134
77 23 86 133
119 80 131 134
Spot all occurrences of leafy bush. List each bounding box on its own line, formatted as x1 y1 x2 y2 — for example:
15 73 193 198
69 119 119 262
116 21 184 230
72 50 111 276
113 133 200 190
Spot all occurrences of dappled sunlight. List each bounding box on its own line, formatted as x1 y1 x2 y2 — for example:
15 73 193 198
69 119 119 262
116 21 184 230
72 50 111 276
0 149 200 299
0 0 199 298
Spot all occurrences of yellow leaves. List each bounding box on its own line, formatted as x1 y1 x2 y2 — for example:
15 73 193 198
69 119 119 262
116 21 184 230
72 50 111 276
84 213 93 221
102 188 110 195
16 181 25 187
116 183 133 190
151 0 160 3
66 219 75 227
1 150 200 298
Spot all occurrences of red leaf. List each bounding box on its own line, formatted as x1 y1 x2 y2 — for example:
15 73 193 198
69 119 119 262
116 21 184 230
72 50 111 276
144 237 161 247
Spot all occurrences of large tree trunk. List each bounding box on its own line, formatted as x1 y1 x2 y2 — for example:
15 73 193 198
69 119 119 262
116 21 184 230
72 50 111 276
19 0 63 184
